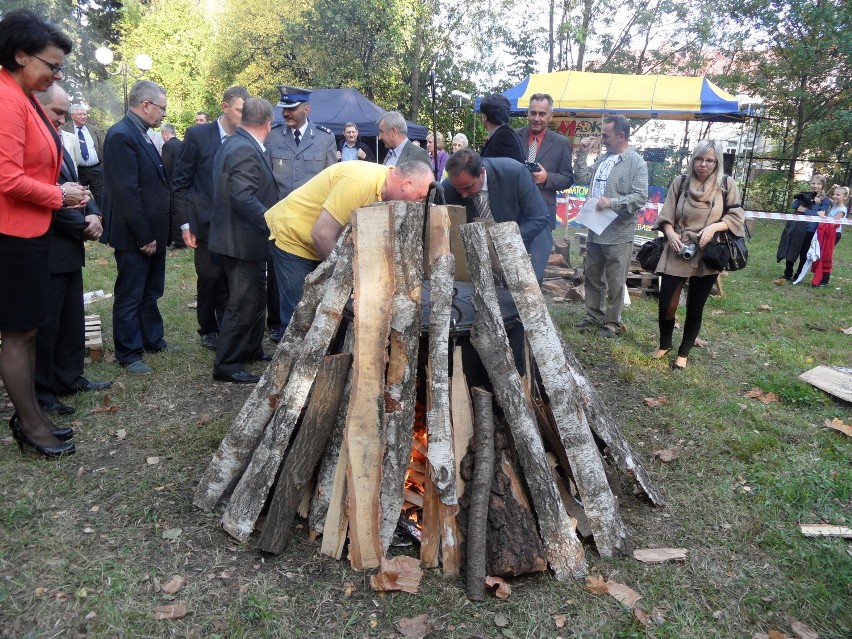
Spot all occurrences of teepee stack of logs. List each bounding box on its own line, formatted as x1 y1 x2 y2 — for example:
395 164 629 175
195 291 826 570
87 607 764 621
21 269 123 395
194 201 663 592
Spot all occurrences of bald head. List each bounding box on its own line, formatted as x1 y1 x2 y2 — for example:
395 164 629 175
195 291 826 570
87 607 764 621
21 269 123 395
381 161 434 202
35 84 71 130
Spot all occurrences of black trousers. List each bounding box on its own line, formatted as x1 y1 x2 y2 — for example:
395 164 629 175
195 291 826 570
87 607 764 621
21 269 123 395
35 269 84 403
214 255 266 375
657 273 718 358
194 239 228 336
77 163 104 208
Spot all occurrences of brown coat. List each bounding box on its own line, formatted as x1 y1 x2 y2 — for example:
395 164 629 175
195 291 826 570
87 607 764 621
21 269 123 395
652 174 745 277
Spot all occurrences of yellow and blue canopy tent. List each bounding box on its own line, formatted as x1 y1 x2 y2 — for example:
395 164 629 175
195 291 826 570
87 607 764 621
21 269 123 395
485 70 749 122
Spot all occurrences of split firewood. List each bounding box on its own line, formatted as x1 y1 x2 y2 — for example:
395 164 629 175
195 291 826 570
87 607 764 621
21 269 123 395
346 206 395 570
370 556 423 594
466 387 495 602
379 202 426 552
490 222 631 558
257 353 352 555
309 325 354 539
193 231 349 511
220 236 354 542
460 222 587 581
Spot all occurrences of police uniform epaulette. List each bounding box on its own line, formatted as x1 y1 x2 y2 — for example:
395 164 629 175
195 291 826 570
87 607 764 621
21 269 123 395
270 121 285 130
314 124 333 135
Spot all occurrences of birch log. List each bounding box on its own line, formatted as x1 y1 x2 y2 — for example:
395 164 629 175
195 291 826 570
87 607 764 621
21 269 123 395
220 238 354 542
193 230 349 511
490 222 631 557
346 206 394 570
379 202 425 552
257 353 352 554
460 222 587 581
466 387 494 601
426 243 457 503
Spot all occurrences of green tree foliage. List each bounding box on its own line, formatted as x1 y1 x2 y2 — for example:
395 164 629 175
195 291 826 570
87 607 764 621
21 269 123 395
725 0 852 189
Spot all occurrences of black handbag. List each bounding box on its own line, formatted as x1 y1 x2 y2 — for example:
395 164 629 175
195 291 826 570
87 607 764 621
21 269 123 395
702 230 748 271
637 236 666 272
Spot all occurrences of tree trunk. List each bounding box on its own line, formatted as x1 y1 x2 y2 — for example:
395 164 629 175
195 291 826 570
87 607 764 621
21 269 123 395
460 222 587 581
380 203 425 552
489 223 631 557
257 353 353 555
346 206 395 570
193 232 348 511
220 237 354 542
466 387 494 601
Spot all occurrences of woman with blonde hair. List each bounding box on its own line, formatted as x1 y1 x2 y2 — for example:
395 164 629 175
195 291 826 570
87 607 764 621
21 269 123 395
650 139 746 370
426 130 448 178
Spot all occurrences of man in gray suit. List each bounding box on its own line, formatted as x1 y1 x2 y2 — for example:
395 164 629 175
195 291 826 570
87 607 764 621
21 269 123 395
265 86 337 342
378 111 431 167
515 93 574 229
573 114 648 338
209 98 280 384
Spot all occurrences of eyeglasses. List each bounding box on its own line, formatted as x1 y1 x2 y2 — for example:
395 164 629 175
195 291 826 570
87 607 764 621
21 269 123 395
145 100 167 113
32 54 64 75
695 158 717 165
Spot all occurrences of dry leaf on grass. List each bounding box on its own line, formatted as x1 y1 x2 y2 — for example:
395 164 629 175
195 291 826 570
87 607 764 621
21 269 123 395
694 337 709 348
633 548 687 563
744 387 780 404
161 528 182 540
824 418 852 437
154 603 187 620
370 556 422 594
115 429 127 440
485 575 512 599
632 607 666 627
584 575 642 608
768 631 792 639
398 614 433 638
493 613 509 627
553 614 568 628
160 575 186 594
653 444 682 463
790 620 819 639
757 304 773 311
643 396 668 408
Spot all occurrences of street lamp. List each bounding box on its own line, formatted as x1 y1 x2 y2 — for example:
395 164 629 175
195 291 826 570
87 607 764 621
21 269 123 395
95 46 152 113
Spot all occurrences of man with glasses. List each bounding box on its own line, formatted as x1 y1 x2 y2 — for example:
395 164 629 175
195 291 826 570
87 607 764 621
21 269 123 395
101 80 176 375
573 114 648 338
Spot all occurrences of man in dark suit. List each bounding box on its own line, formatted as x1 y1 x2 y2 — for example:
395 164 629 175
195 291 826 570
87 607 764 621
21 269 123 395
62 104 106 207
171 86 250 349
442 148 551 282
377 111 430 167
34 84 112 415
515 93 574 229
208 97 280 384
160 123 184 248
102 80 174 376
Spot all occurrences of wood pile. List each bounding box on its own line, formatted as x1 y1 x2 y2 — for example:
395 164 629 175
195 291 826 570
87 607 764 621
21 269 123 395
194 202 664 594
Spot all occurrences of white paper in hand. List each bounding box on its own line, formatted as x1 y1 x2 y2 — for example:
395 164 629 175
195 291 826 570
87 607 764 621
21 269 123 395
575 198 617 235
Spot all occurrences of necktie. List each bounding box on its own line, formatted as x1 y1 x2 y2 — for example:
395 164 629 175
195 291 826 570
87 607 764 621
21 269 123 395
294 130 301 146
77 126 89 161
475 191 492 220
527 136 538 163
385 149 395 165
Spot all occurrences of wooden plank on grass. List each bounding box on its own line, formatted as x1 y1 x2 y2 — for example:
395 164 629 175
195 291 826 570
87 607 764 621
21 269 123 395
798 366 852 403
346 205 394 570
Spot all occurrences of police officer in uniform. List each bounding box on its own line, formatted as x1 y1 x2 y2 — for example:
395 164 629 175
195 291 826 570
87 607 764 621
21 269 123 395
265 86 337 341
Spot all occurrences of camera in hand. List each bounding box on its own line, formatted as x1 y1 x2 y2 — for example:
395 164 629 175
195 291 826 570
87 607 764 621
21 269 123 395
678 243 698 260
792 191 817 208
525 162 541 173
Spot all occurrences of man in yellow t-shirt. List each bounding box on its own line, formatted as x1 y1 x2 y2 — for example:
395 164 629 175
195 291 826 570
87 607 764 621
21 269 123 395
265 160 434 330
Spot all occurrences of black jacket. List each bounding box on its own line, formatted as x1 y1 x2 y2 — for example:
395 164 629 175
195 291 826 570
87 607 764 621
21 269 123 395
170 121 223 241
50 149 100 273
480 124 525 164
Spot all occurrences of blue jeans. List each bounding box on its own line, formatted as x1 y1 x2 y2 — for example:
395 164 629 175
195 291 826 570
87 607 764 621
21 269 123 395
271 245 321 329
112 249 166 365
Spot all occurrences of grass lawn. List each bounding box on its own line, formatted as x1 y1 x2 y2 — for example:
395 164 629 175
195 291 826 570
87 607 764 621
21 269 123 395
1 220 849 638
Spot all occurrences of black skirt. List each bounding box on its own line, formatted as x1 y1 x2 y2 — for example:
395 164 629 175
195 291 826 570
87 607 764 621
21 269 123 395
0 232 51 331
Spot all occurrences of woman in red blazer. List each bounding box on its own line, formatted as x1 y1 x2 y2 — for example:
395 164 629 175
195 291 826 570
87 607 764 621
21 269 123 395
0 10 89 458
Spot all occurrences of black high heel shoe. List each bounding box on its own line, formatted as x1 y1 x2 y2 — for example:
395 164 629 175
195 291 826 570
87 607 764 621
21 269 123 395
9 416 75 458
10 414 73 441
